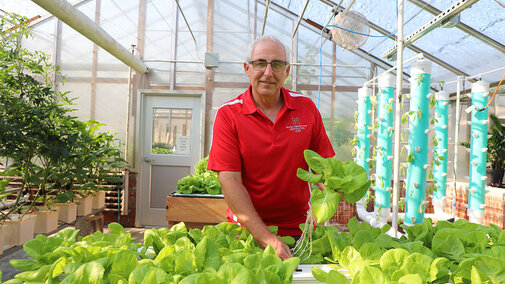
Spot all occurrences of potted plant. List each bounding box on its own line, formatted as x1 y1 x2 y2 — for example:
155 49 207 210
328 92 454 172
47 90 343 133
486 114 505 186
0 13 67 242
460 114 505 187
0 178 12 253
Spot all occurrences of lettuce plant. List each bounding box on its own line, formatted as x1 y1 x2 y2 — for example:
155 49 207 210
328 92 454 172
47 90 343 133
176 157 222 195
296 150 371 223
6 222 300 284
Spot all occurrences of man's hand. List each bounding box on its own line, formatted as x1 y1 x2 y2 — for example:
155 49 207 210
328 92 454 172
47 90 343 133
218 171 293 260
257 233 293 260
315 182 325 191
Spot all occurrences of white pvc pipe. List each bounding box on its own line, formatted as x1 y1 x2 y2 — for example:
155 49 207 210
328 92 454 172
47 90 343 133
364 53 423 87
391 0 405 238
445 66 505 85
31 0 148 74
452 76 463 218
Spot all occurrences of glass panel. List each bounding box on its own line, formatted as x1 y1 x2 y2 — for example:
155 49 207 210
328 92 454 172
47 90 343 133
152 108 192 155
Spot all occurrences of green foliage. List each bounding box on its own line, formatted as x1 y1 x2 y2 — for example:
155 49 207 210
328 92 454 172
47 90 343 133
8 222 300 283
460 114 505 170
0 12 126 220
176 156 221 195
322 117 355 147
296 150 371 223
151 142 173 154
488 114 505 170
312 217 505 283
8 218 505 283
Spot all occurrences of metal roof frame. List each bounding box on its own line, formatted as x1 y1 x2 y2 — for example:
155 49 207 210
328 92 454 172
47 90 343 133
408 0 505 55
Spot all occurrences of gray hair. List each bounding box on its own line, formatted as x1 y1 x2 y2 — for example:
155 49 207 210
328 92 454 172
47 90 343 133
246 35 290 62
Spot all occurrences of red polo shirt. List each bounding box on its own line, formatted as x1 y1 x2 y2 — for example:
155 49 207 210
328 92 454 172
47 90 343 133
208 86 335 236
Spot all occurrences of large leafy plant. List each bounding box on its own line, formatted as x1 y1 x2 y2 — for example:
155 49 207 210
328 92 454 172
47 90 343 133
487 114 505 170
0 13 75 216
296 150 371 223
311 217 505 283
176 157 221 195
7 222 300 284
0 13 127 216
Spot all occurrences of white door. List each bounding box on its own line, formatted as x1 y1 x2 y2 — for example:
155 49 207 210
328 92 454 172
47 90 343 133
137 91 204 227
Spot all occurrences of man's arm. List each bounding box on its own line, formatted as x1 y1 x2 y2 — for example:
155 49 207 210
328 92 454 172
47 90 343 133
218 171 292 260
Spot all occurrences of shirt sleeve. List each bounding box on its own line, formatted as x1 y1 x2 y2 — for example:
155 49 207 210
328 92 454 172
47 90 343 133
309 104 335 159
207 108 243 172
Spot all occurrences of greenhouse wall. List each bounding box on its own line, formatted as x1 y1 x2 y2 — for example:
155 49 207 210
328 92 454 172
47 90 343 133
10 0 505 227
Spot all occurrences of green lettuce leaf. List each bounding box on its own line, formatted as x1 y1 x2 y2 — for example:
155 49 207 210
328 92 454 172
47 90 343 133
310 189 341 223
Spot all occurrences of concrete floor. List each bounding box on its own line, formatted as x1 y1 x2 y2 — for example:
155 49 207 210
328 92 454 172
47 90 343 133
0 226 146 281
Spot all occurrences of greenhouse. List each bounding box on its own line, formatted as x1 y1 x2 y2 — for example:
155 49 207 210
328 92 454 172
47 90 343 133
0 0 505 282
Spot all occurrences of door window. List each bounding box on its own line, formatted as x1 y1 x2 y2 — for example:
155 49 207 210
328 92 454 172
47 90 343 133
151 108 192 155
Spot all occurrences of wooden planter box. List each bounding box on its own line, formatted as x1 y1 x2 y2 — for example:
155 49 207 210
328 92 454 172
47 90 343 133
166 194 228 229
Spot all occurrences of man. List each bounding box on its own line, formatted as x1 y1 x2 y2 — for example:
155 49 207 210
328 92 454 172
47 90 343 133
208 35 334 260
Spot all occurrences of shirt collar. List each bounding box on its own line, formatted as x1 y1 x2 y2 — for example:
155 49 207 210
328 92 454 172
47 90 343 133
242 86 296 115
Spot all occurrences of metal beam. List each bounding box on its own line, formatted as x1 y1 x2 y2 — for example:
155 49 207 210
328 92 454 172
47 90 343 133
31 0 148 74
319 0 470 78
408 0 505 55
268 2 409 83
291 0 310 38
261 0 271 35
204 0 215 156
383 0 480 60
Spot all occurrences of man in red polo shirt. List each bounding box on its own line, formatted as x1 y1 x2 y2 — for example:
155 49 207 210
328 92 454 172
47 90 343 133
208 35 334 260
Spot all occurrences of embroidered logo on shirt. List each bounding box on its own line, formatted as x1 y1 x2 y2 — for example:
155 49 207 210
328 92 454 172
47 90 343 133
286 117 307 132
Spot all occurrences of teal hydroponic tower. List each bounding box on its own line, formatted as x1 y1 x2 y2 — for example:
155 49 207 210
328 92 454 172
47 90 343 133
356 87 371 175
374 73 395 219
468 80 490 224
405 60 432 226
433 91 449 215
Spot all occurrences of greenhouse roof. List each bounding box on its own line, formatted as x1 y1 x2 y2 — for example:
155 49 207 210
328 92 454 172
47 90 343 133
2 0 505 94
271 0 505 93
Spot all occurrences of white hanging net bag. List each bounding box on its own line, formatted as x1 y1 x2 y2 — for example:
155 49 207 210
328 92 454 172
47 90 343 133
331 10 370 50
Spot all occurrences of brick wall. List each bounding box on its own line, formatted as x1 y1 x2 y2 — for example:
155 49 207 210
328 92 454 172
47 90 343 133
445 182 505 229
329 182 505 230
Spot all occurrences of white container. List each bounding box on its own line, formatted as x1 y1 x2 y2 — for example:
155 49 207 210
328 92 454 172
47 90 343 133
292 264 350 283
55 202 77 223
33 209 59 234
76 196 93 216
92 191 106 210
3 214 36 247
0 225 5 254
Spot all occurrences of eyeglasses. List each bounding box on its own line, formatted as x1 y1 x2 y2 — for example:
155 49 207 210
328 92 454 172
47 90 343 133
248 60 289 72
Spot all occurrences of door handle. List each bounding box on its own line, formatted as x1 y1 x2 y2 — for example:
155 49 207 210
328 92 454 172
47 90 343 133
144 157 154 163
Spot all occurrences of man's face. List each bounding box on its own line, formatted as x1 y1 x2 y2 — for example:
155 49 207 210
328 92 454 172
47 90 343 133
244 40 290 100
